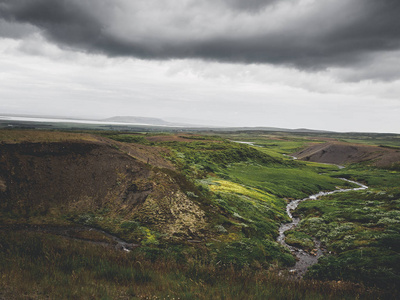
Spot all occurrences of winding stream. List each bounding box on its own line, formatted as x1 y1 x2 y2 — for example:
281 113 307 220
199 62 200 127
277 178 368 277
229 141 369 276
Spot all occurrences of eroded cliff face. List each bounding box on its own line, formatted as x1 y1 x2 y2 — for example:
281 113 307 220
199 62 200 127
0 139 208 239
135 172 207 239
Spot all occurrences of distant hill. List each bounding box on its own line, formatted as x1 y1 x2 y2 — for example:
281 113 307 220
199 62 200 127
102 116 175 126
0 114 203 128
0 114 362 133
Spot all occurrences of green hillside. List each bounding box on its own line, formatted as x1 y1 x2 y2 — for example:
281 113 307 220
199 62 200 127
0 129 399 299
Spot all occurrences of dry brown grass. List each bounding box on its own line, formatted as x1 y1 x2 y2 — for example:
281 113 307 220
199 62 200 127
0 129 98 143
0 230 393 300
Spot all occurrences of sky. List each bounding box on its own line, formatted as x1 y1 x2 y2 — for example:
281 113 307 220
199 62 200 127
1 0 400 132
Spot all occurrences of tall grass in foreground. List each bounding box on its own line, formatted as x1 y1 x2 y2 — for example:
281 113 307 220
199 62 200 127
0 231 394 299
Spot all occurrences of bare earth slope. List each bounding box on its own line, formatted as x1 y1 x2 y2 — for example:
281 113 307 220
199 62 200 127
292 142 400 167
0 131 207 239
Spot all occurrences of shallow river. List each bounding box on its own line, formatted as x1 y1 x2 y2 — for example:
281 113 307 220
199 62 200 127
277 178 368 277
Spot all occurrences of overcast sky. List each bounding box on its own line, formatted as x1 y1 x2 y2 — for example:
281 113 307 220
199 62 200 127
1 0 400 132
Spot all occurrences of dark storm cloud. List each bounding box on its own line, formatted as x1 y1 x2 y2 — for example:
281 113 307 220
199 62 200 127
0 0 104 50
1 0 400 73
218 0 281 12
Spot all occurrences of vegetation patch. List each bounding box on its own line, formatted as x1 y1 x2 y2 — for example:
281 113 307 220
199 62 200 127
285 230 315 251
295 182 400 289
1 230 387 299
226 162 353 199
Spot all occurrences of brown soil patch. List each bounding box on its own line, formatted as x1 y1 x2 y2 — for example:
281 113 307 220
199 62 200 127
0 141 151 213
0 130 175 170
0 129 97 143
292 142 400 167
0 138 207 238
93 136 175 170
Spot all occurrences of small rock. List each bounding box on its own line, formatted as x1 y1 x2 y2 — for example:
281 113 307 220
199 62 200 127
188 239 201 243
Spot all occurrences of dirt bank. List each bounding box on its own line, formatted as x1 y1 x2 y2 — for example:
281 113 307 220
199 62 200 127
292 142 400 167
0 137 207 239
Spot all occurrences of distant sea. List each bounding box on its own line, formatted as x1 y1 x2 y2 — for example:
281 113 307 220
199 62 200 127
0 116 171 127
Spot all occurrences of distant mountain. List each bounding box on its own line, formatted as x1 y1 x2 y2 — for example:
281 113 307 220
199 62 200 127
102 116 174 126
101 116 207 127
0 114 337 133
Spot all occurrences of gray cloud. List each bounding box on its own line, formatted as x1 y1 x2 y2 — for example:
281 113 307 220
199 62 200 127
0 19 36 39
0 0 104 49
218 0 281 12
1 0 400 76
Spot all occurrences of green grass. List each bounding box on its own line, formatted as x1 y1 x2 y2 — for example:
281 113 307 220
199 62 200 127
285 230 315 251
209 179 284 209
105 133 151 145
208 180 288 237
0 230 390 299
331 166 400 188
249 139 319 155
292 162 400 289
225 162 354 199
294 183 400 288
